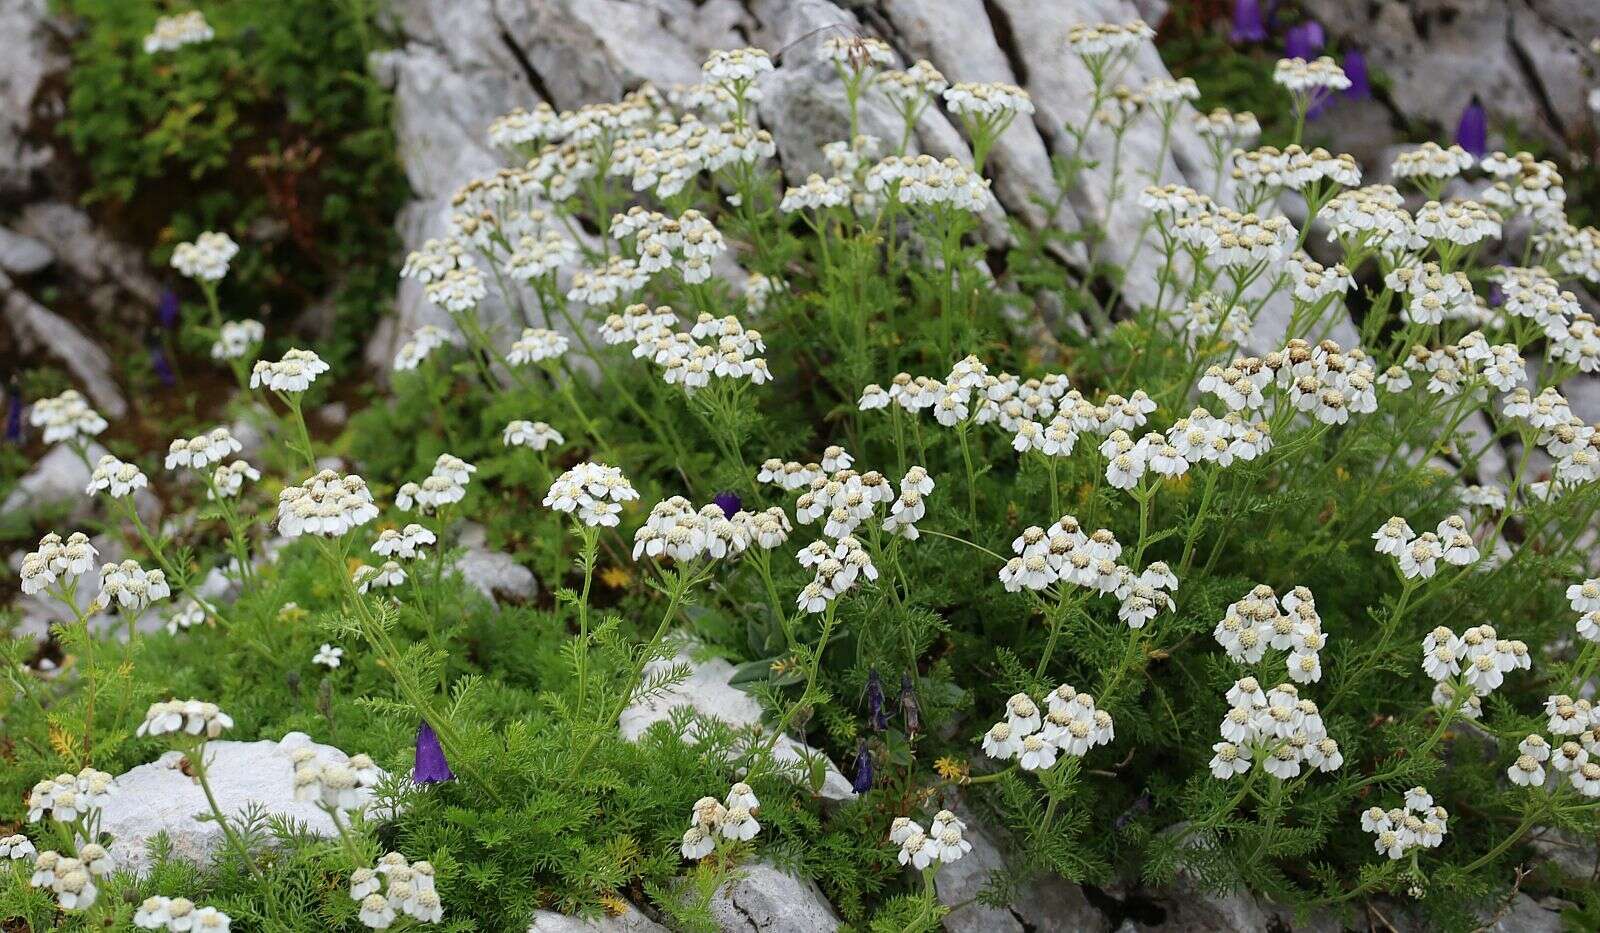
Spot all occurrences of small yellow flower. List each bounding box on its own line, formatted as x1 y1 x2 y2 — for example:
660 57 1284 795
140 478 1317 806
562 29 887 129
600 566 633 588
934 756 970 783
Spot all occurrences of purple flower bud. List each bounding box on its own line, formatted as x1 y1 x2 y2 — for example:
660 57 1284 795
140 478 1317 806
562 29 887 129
712 490 742 517
866 667 887 732
1284 20 1325 60
148 340 176 388
1229 0 1267 44
899 673 920 736
4 385 21 444
851 739 873 794
412 721 455 784
1342 47 1370 100
1455 96 1488 159
157 288 181 330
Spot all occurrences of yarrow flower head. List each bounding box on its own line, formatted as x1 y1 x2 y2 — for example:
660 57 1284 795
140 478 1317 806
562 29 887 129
86 454 148 499
277 470 379 538
143 11 214 53
169 232 237 282
289 746 382 811
91 559 171 614
981 684 1114 770
250 348 330 393
544 462 638 527
680 783 762 859
134 897 233 931
27 767 114 823
395 454 477 513
393 325 455 371
210 319 264 361
349 853 443 928
30 390 107 445
1361 787 1448 860
136 699 234 739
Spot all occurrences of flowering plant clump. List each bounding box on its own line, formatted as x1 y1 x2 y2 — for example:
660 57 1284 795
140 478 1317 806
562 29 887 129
6 13 1600 933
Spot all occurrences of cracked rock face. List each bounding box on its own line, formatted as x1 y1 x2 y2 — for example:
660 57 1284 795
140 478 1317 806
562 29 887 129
1303 0 1599 157
619 644 856 801
936 802 1109 933
710 861 841 933
97 732 387 875
527 903 668 932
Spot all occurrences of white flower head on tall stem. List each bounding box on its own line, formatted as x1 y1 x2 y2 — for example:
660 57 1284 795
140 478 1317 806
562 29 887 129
544 462 638 528
30 390 107 445
170 232 237 282
251 348 329 394
277 470 379 538
87 455 147 499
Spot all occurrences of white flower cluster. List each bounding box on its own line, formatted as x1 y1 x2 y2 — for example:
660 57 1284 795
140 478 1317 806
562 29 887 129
1172 208 1298 269
1361 787 1448 860
943 81 1034 119
169 232 238 282
1506 730 1600 797
20 531 98 595
393 324 455 371
143 11 214 53
1372 515 1481 580
136 698 234 739
372 524 438 562
92 559 171 613
27 768 114 823
680 783 761 859
0 834 36 860
982 684 1114 771
997 516 1179 627
1391 143 1476 183
1213 586 1327 683
1494 266 1584 340
353 561 407 593
1571 578 1600 643
1210 680 1342 780
543 461 638 527
1383 262 1477 326
1419 624 1528 713
877 60 948 112
289 746 381 810
211 319 264 360
165 426 243 471
506 327 569 365
1065 20 1155 60
250 348 329 393
136 897 233 931
604 305 770 390
789 455 928 541
30 389 107 444
1231 145 1362 193
1481 151 1567 223
503 419 564 451
864 155 995 212
87 454 148 499
210 460 261 499
891 810 971 870
1272 56 1352 94
1194 107 1260 146
612 208 726 284
28 844 113 912
795 535 879 613
632 497 787 561
350 853 443 928
277 470 379 538
396 454 477 514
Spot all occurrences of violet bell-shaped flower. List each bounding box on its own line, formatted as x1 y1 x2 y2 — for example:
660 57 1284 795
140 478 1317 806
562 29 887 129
412 721 454 784
1230 0 1268 44
1455 95 1488 158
